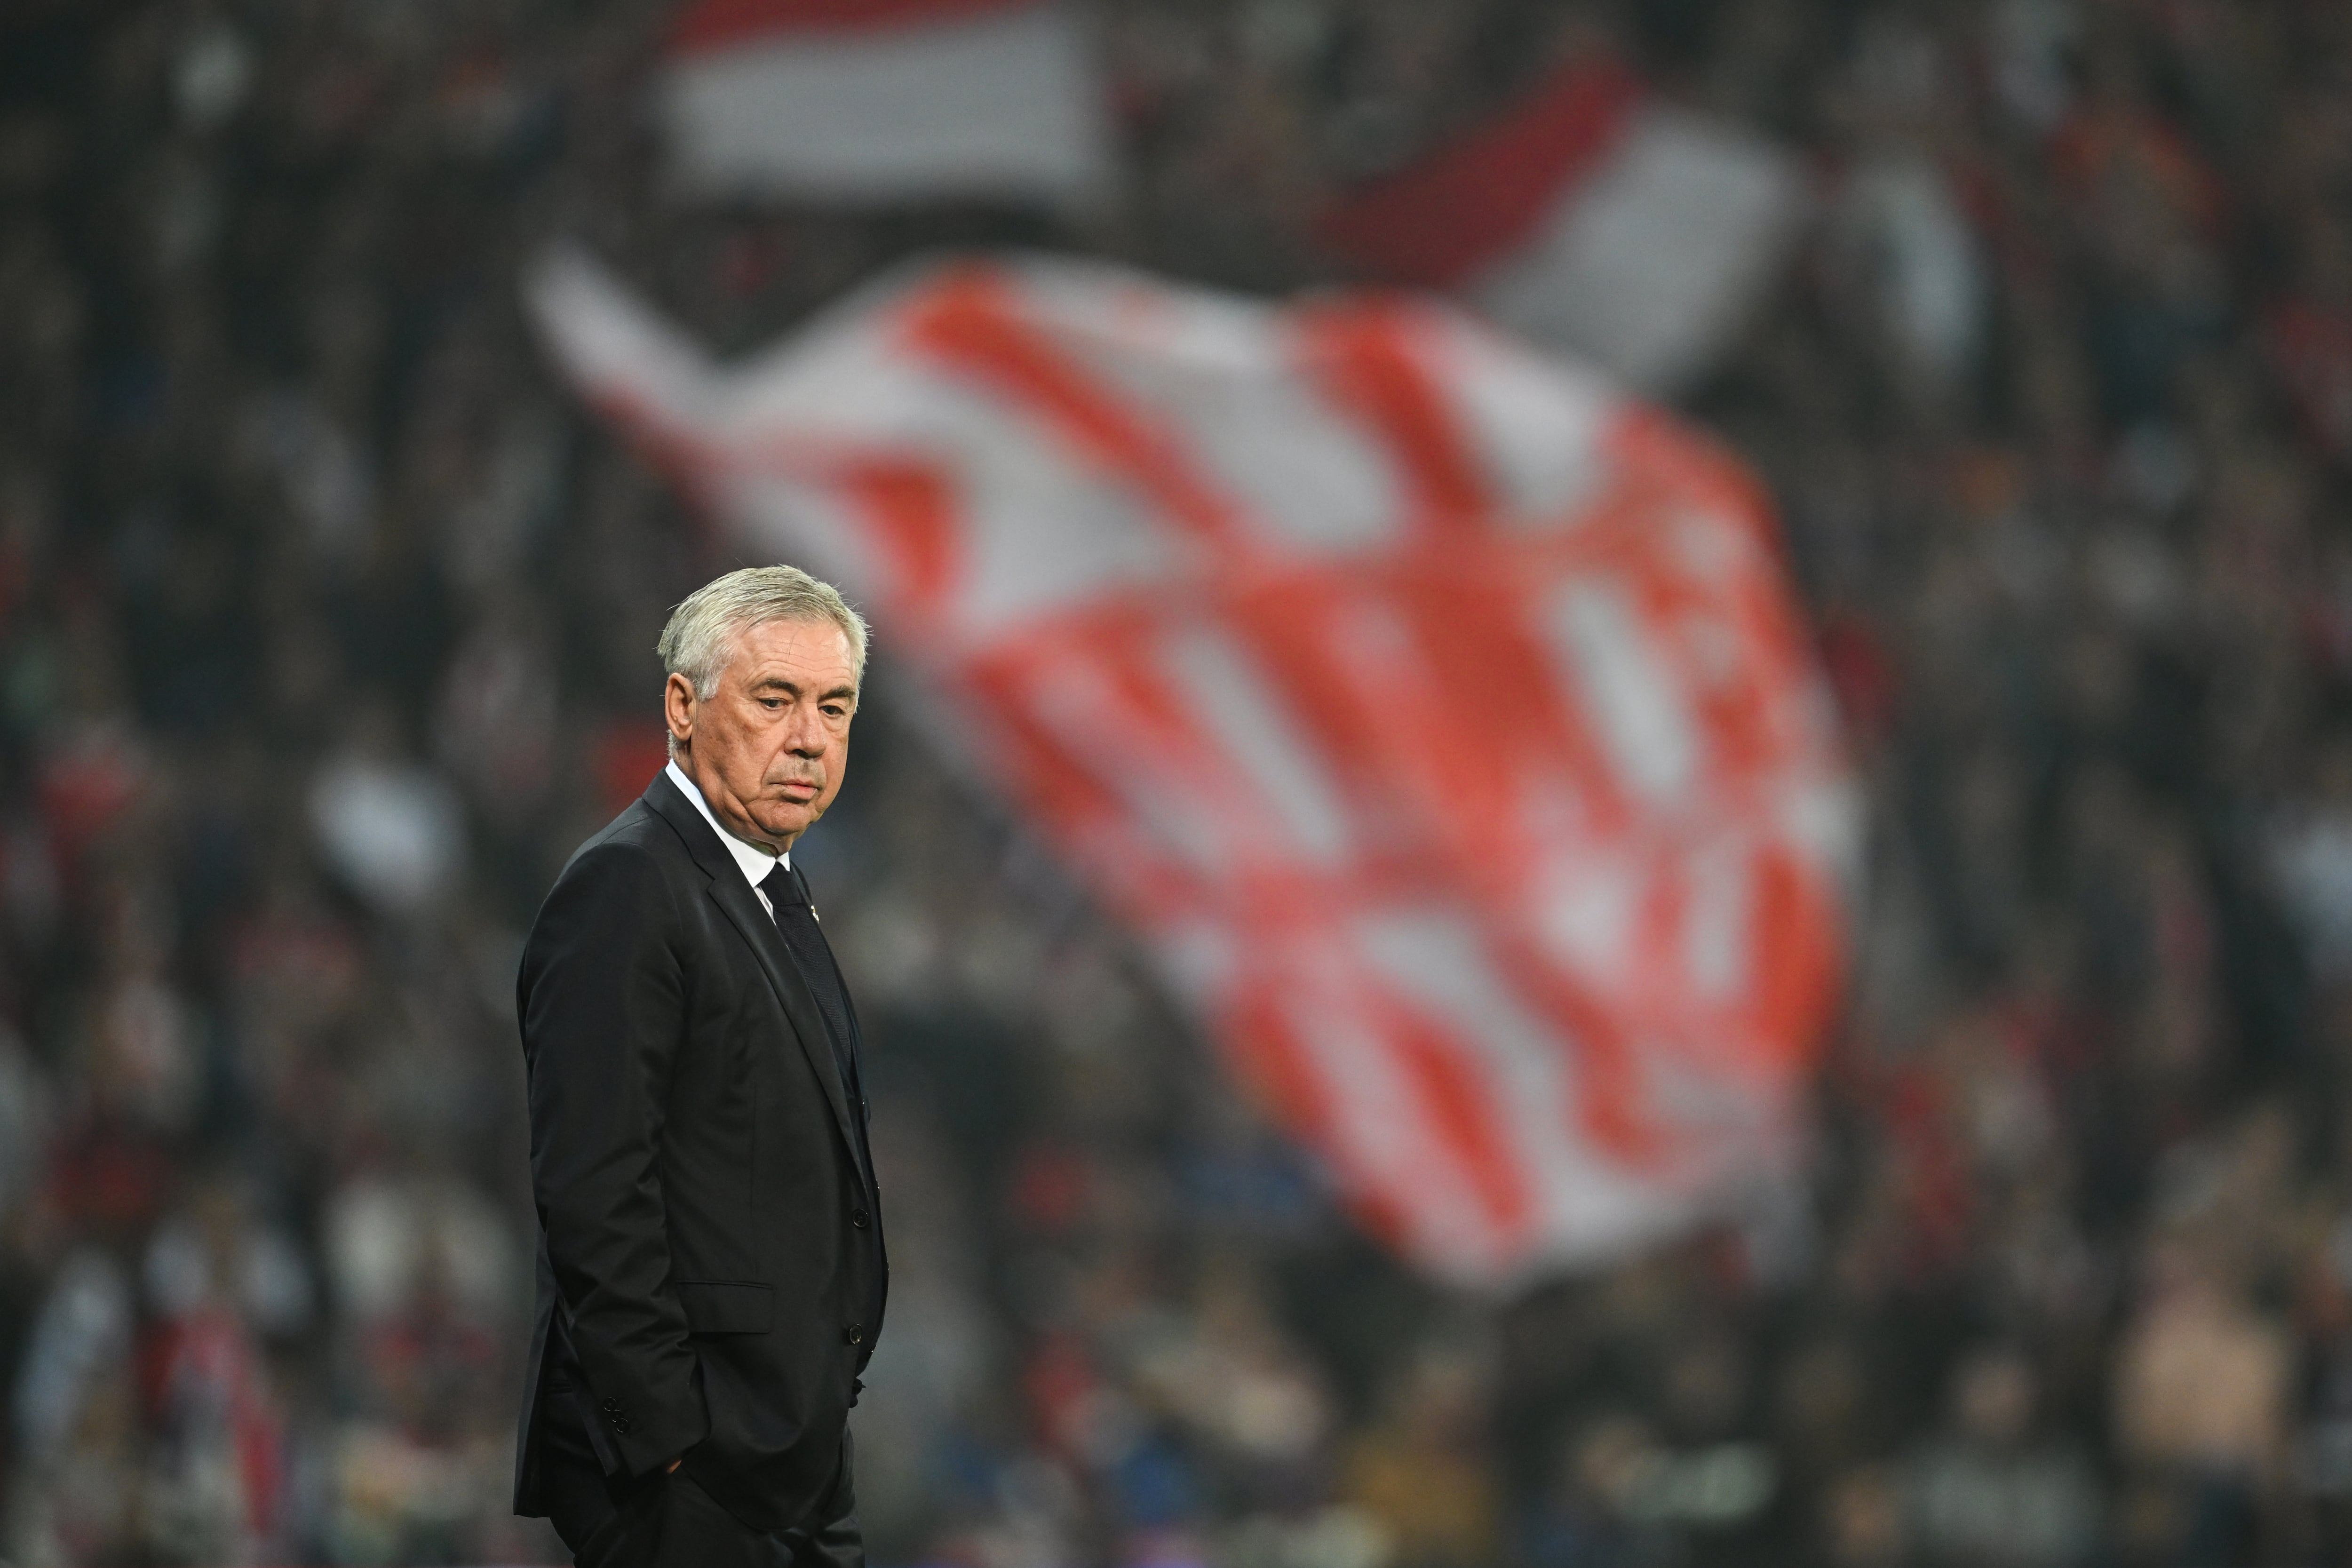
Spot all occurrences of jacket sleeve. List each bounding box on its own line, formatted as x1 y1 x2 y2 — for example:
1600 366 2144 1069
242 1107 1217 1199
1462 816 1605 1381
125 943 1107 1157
520 838 707 1477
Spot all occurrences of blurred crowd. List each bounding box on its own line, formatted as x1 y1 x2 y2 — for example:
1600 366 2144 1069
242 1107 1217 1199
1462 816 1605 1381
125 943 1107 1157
5 0 2352 1564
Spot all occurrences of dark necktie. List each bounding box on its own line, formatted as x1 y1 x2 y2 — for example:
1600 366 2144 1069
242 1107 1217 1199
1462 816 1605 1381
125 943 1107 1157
758 861 868 1165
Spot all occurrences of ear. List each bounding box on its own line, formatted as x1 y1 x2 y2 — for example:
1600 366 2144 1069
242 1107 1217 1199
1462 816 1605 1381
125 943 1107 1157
664 672 698 751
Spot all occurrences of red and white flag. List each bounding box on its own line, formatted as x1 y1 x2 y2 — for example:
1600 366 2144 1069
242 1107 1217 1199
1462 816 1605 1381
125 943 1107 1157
658 0 1112 206
530 249 1856 1287
1318 58 1806 394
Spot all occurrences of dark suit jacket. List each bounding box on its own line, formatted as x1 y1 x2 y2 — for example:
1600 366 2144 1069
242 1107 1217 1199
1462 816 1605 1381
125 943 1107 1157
512 769 887 1537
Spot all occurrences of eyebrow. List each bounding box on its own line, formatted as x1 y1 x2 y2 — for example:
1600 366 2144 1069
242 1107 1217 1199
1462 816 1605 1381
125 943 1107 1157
750 677 860 704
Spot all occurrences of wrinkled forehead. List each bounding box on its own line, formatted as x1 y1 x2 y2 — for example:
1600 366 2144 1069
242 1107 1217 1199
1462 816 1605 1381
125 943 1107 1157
721 614 860 692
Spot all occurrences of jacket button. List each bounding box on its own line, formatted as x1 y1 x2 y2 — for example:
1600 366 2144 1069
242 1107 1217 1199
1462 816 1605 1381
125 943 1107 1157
844 1323 865 1347
851 1207 870 1229
599 1399 621 1416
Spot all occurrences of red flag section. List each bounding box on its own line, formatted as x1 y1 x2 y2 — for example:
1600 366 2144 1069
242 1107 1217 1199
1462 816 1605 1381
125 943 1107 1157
528 250 1857 1286
1315 58 1645 289
1316 57 1805 394
670 0 1042 53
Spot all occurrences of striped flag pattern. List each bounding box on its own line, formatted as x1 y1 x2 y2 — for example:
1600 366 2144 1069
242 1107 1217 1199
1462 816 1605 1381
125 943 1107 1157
530 251 1857 1286
1317 56 1806 394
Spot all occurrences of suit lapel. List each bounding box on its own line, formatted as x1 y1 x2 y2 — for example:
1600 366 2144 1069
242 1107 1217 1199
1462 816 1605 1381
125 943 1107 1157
643 772 863 1170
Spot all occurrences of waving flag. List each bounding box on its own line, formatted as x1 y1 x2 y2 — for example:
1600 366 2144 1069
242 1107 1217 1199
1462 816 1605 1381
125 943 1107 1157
658 0 1112 207
529 249 1855 1287
1318 57 1806 394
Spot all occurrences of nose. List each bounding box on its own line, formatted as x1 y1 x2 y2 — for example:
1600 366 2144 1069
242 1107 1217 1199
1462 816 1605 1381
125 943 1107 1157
782 702 828 757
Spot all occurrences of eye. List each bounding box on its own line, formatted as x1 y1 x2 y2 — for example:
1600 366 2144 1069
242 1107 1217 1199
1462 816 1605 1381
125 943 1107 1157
760 698 783 710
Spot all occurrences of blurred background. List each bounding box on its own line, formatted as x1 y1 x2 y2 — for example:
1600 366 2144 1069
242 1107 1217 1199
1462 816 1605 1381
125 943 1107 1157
1 0 2348 1564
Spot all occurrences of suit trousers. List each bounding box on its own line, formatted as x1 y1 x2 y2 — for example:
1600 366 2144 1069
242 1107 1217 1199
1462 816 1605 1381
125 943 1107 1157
536 1396 860 1568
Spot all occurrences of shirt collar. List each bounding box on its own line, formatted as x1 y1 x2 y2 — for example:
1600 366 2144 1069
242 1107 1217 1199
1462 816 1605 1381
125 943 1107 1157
666 759 788 889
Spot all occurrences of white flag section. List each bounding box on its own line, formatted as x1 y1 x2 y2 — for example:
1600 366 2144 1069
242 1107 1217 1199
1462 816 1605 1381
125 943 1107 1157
1318 59 1806 394
658 0 1112 207
529 249 1857 1288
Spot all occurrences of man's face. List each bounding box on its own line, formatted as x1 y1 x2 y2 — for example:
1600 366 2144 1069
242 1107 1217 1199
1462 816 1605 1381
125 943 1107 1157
666 617 859 852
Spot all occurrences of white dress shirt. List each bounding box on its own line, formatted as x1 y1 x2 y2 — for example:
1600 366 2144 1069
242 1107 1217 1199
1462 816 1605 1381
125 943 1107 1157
666 760 788 917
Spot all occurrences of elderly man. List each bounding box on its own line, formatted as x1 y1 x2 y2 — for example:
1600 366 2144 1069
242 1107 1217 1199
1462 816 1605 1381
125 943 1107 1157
512 565 885 1568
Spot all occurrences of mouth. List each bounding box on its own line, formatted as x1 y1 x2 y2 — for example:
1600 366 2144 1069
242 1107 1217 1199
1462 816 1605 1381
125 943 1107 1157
778 780 821 800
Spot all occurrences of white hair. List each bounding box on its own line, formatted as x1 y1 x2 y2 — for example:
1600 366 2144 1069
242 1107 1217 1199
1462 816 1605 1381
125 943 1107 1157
657 565 869 708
